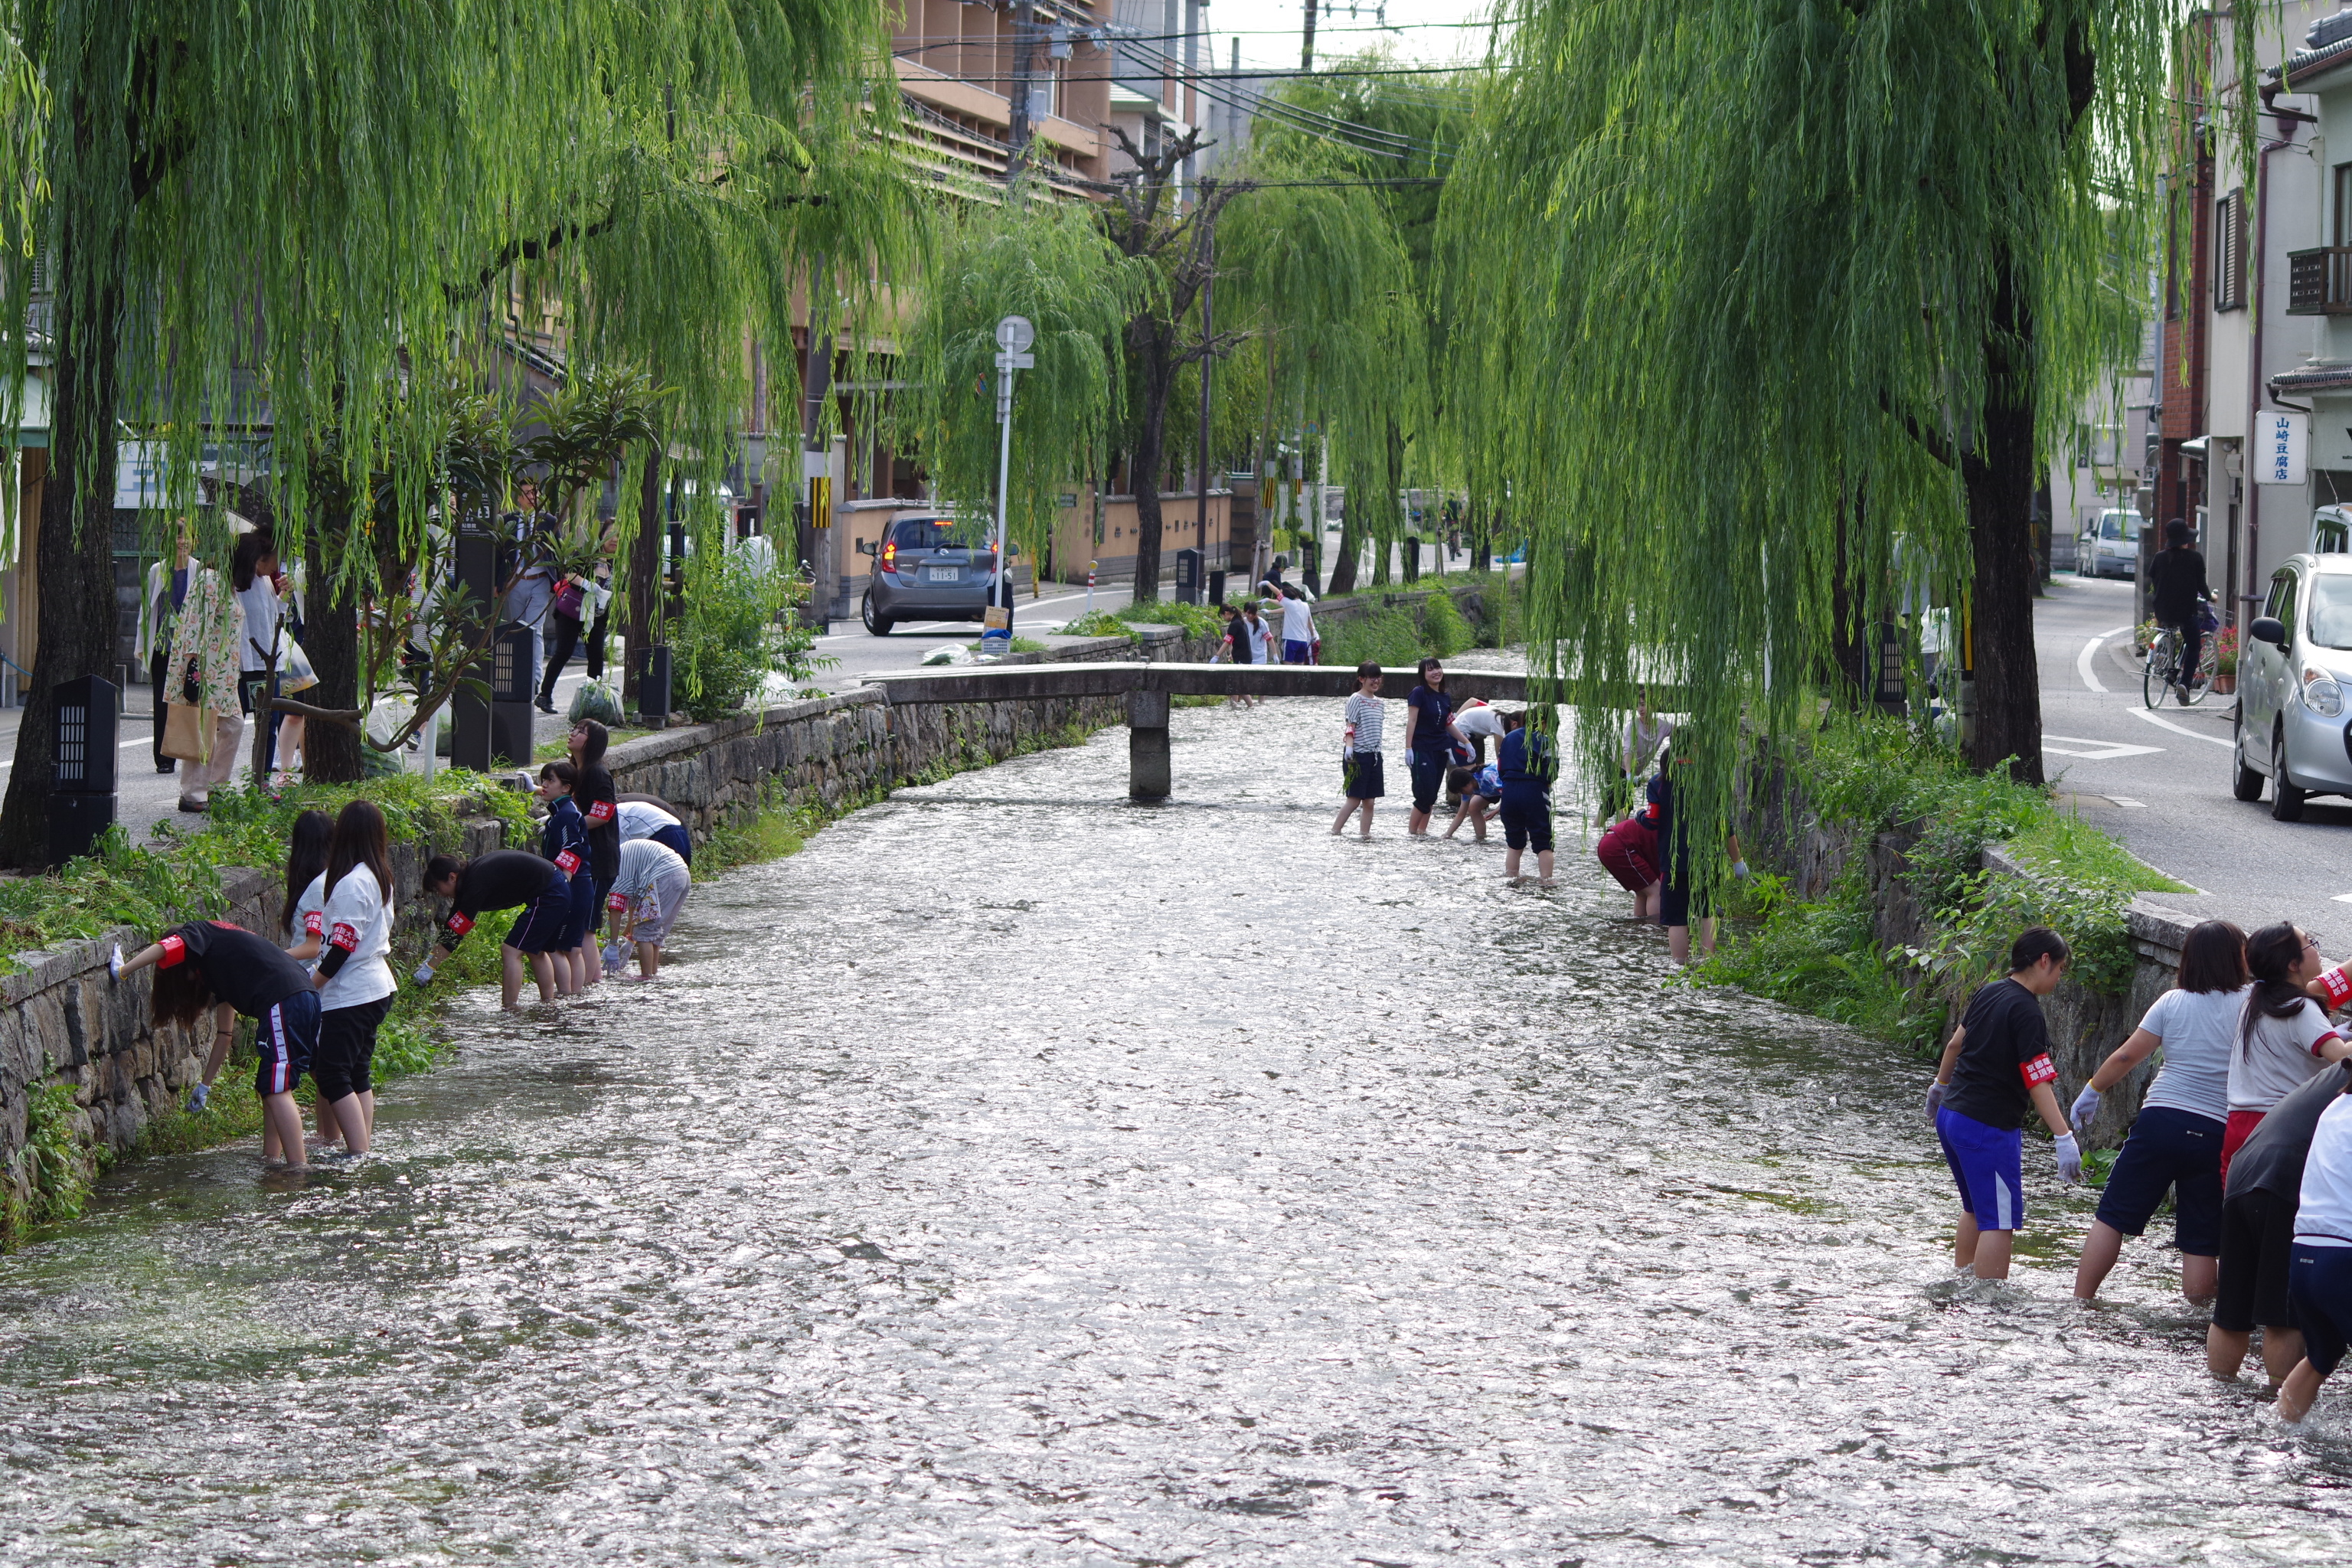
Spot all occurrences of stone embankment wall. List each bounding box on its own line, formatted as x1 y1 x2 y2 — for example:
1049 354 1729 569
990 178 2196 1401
0 628 1222 1219
1743 760 2196 1150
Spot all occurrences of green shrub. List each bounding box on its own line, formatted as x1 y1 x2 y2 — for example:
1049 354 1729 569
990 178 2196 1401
671 547 834 721
1321 606 1423 668
1057 609 1136 641
1118 599 1224 641
1422 590 1474 658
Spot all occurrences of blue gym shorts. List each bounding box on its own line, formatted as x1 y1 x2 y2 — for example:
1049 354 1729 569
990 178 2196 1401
2094 1105 2224 1256
561 870 599 949
2288 1243 2352 1376
1936 1105 2026 1232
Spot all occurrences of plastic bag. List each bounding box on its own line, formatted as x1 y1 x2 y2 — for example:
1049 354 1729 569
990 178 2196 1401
570 678 624 727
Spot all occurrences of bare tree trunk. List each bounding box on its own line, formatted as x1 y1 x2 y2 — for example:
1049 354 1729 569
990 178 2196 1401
1129 338 1173 604
0 257 120 865
1963 261 2043 784
624 444 661 708
301 515 365 782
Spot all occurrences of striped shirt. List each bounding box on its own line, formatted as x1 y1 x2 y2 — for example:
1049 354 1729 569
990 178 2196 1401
1344 693 1386 753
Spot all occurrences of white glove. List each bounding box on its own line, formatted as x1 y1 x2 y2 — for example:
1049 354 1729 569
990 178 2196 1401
108 942 123 982
2069 1085 2102 1131
186 1082 209 1112
1732 860 1751 880
601 939 629 969
2053 1131 2084 1185
1925 1080 1946 1121
411 961 436 986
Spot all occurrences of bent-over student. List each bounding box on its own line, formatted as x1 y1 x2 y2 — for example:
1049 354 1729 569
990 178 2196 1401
414 849 575 1009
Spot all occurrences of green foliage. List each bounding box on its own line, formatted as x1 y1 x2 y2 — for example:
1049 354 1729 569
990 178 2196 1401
701 785 828 874
671 546 830 722
899 196 1150 564
11 1080 92 1232
1441 0 2189 853
1321 607 1423 670
1057 609 1137 642
1421 590 1473 658
1117 599 1223 641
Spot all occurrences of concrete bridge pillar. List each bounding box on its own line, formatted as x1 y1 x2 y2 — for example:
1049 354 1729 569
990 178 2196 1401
1128 688 1171 800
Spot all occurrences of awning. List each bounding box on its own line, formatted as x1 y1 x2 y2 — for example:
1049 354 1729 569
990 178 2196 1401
2273 361 2352 397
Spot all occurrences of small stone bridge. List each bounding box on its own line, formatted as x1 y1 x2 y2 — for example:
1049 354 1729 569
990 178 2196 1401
868 662 1537 800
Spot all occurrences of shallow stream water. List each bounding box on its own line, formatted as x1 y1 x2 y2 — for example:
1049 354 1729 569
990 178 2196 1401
2 694 2349 1564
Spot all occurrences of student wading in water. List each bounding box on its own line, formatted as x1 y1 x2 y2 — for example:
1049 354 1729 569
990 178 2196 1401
1926 927 2085 1280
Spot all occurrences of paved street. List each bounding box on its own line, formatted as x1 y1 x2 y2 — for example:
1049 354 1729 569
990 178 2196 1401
800 579 1138 694
2030 572 2352 947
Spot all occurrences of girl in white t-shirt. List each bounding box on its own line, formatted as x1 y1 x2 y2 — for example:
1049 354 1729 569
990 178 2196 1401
276 810 343 1155
2227 923 2352 1183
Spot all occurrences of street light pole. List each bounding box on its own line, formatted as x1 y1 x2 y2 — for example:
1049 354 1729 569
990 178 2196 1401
988 315 1036 653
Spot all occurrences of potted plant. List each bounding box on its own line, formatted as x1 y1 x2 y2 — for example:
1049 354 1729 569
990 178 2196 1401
2213 625 2238 695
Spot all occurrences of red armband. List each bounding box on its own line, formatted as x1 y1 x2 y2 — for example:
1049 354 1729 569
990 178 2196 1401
606 892 628 911
444 913 475 939
2319 965 2352 1010
554 849 581 874
585 801 614 825
303 911 322 938
328 922 358 953
157 934 187 969
2020 1053 2057 1087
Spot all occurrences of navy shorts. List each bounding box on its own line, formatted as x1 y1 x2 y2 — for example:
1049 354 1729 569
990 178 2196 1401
250 989 322 1099
562 871 599 949
312 995 392 1102
2094 1105 2223 1255
650 822 693 866
505 870 575 954
1499 788 1553 853
1937 1105 2026 1231
1657 883 1715 928
1343 750 1384 800
2289 1243 2352 1376
1409 755 1448 812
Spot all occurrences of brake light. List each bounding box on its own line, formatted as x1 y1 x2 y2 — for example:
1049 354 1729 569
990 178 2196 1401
881 539 897 575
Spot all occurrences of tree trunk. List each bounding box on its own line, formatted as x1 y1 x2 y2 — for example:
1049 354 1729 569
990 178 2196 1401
1829 492 1870 706
1129 337 1173 604
623 444 660 709
0 262 120 866
1328 505 1361 595
1962 261 2043 784
301 518 364 782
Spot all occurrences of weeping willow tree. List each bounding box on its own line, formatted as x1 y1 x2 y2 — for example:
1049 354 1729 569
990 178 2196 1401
0 0 916 852
899 189 1148 575
1444 0 2190 882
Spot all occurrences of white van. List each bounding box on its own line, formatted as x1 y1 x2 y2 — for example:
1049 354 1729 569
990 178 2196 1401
2077 509 2141 579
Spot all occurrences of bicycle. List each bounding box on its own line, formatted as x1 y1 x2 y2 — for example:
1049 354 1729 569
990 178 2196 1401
2143 620 2220 708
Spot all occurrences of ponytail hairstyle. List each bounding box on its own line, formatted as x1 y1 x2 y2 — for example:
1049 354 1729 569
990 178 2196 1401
2176 920 2249 995
325 799 394 903
280 809 333 935
149 930 217 1028
2241 922 2313 1058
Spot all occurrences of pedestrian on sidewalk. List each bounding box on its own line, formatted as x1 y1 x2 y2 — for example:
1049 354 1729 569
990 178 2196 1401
1924 927 2085 1282
136 516 194 777
1331 662 1386 839
2223 923 2352 1183
2067 919 2246 1305
2150 518 2212 704
2208 1060 2352 1388
1279 584 1316 665
113 920 324 1171
1496 709 1557 886
501 480 558 688
1403 657 1468 835
165 530 249 814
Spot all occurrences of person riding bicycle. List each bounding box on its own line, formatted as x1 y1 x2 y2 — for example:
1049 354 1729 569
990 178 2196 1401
2149 518 2212 704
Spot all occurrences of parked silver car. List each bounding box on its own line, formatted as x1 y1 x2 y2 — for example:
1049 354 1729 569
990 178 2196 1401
2235 551 2352 821
2077 508 2141 580
857 514 1014 635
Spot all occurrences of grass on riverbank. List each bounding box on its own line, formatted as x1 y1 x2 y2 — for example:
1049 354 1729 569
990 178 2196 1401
1698 712 2182 1053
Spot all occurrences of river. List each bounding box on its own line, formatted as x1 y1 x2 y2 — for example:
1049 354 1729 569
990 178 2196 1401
1 693 2347 1564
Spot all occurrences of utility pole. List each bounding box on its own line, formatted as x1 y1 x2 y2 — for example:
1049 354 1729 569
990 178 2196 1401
1196 214 1214 578
1301 0 1318 71
1008 0 1037 183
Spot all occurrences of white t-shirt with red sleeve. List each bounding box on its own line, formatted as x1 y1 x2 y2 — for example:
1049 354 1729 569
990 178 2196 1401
2230 994 2344 1112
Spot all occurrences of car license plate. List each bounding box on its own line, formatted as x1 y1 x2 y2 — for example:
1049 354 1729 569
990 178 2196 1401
926 567 959 583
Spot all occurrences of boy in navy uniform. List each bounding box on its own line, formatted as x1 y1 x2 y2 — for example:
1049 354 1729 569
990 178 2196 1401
1927 926 2086 1280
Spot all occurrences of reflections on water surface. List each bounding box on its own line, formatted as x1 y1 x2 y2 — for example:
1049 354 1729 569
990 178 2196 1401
1 696 2348 1566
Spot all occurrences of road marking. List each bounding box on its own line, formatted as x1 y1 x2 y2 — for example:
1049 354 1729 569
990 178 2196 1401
2107 796 2148 808
2042 733 2161 761
2078 625 2132 694
2125 706 2236 749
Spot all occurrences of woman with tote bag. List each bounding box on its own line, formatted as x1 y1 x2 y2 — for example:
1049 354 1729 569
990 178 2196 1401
163 537 250 812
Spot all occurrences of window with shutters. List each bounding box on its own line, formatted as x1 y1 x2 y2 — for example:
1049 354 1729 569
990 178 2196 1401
2216 190 2248 312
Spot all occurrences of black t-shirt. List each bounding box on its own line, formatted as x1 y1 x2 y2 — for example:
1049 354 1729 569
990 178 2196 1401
160 921 312 1017
2228 1060 2352 1200
576 765 619 882
440 850 564 947
2149 547 2208 622
1943 978 2058 1132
